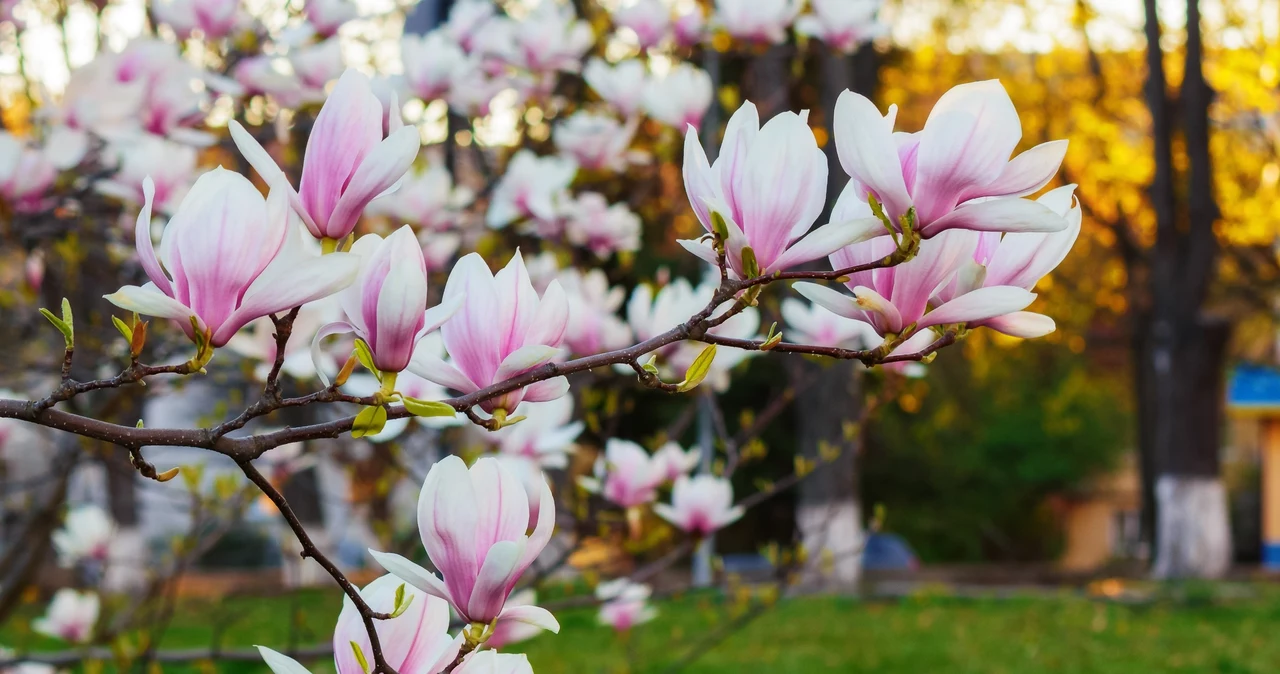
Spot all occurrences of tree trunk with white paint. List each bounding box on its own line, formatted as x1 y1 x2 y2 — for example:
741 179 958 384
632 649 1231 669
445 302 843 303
1151 476 1231 578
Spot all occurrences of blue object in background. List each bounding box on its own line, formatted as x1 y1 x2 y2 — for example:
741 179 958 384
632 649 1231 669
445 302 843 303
862 533 919 571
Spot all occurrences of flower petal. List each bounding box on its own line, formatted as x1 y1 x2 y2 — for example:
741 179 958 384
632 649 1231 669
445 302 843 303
327 126 422 239
792 282 863 321
770 217 883 272
496 604 560 634
980 310 1056 338
833 91 911 222
134 177 172 296
917 286 1036 329
521 376 570 403
921 197 1068 237
310 321 354 387
256 647 314 674
494 344 560 382
367 549 455 604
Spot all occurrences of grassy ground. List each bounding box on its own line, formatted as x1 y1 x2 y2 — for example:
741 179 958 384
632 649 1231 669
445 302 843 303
6 585 1280 673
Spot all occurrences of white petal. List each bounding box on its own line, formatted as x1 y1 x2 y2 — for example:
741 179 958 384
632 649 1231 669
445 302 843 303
918 286 1036 329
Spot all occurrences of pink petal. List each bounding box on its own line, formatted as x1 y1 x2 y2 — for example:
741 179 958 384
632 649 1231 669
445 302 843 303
833 91 911 223
921 197 1068 238
917 285 1036 329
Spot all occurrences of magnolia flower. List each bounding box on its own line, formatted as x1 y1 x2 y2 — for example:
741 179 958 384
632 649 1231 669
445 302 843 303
105 172 360 349
596 579 657 632
559 268 632 356
231 69 420 243
655 475 744 536
368 165 473 232
95 136 197 214
453 652 533 674
485 150 577 230
235 57 310 107
653 441 700 482
289 38 346 92
627 277 759 390
226 296 343 382
401 32 468 102
579 439 665 508
32 590 98 644
643 63 713 131
409 252 569 415
583 58 648 118
486 589 544 649
152 0 241 40
315 227 459 377
509 2 593 74
563 192 642 258
256 575 461 674
493 455 552 524
933 184 1082 338
305 0 357 37
487 396 583 469
444 0 497 52
52 505 114 568
673 5 706 47
781 297 879 349
796 222 1036 339
834 80 1070 237
0 136 57 213
795 0 885 52
137 62 222 146
714 0 800 43
553 111 639 173
369 456 560 634
444 60 511 117
612 0 671 49
680 101 882 278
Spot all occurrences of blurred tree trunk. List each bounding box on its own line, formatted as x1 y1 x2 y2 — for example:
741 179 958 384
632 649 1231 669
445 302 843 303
1138 0 1231 578
794 43 879 588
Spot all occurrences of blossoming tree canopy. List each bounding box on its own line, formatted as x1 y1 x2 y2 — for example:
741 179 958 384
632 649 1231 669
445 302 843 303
0 0 1086 670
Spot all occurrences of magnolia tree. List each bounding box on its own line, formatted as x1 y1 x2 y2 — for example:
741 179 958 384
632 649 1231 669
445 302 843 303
0 0 1079 671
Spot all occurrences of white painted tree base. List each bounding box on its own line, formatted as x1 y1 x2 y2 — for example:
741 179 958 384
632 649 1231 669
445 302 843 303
796 500 863 588
1151 475 1231 579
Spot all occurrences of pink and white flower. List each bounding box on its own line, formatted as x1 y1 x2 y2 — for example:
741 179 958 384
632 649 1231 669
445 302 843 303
781 297 879 349
453 652 533 674
673 5 706 47
368 165 474 233
553 111 639 173
485 150 577 230
369 456 561 634
654 475 744 537
444 0 497 52
0 135 58 214
400 32 469 102
563 192 642 258
32 590 98 644
151 0 242 40
653 441 700 483
627 276 759 390
487 396 583 469
559 268 633 357
52 505 115 568
642 63 713 131
680 101 883 278
95 135 197 214
509 2 593 74
305 0 358 38
583 58 648 118
578 439 665 508
486 589 545 649
794 0 885 53
315 226 460 377
105 172 360 348
612 0 671 49
596 579 657 632
713 0 801 44
408 251 570 415
933 184 1082 338
231 68 421 242
256 574 461 674
288 38 346 93
833 80 1070 237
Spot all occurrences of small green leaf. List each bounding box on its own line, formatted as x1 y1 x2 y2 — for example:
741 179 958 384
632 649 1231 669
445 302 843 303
641 354 660 375
39 308 74 348
353 339 380 381
402 397 457 418
60 298 73 328
112 316 134 343
350 641 369 674
710 211 730 241
352 405 388 438
677 344 717 392
741 246 760 278
389 583 414 618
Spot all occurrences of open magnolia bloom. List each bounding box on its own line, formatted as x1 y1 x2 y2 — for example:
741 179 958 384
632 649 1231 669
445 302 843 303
833 79 1070 237
781 297 881 350
256 574 461 674
408 251 570 416
487 396 584 469
794 0 885 53
52 505 114 568
32 590 98 644
680 101 883 278
713 0 802 44
643 62 713 131
933 184 1083 338
584 57 648 117
229 69 420 243
654 475 745 537
369 456 560 636
596 579 658 632
454 652 534 674
578 439 665 508
105 172 360 350
313 226 460 379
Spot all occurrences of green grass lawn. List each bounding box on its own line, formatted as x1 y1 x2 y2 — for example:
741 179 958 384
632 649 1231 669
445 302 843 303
6 586 1280 673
